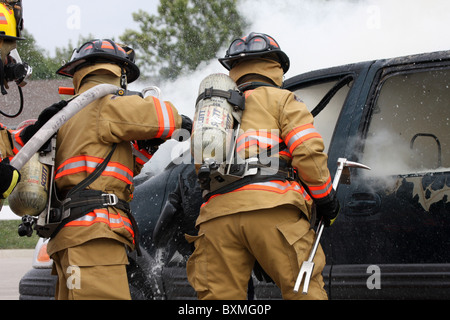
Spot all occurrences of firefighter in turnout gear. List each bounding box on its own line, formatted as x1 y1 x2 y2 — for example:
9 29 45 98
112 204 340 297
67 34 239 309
186 32 340 300
46 39 191 300
0 0 32 201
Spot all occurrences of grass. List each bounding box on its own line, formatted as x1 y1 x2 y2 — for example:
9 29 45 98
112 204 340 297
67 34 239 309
0 220 39 249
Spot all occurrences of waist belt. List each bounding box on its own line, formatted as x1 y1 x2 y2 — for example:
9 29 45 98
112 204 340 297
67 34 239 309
39 144 142 255
203 158 298 201
62 190 131 214
49 189 132 239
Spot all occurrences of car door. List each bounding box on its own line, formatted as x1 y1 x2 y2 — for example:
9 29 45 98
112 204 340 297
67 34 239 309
283 64 371 295
329 58 450 299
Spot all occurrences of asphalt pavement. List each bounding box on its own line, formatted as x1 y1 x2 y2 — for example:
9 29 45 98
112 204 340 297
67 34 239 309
0 206 20 220
1 206 33 300
0 250 34 300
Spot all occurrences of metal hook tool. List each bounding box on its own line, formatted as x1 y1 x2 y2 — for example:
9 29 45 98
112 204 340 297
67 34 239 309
293 158 370 295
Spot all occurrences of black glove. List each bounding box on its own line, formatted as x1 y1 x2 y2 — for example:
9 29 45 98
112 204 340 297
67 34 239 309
20 100 68 144
137 139 165 155
316 194 340 227
0 158 20 199
181 115 192 135
172 115 193 142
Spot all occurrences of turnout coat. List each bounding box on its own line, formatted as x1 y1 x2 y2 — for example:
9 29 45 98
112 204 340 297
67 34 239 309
47 63 183 256
197 58 334 226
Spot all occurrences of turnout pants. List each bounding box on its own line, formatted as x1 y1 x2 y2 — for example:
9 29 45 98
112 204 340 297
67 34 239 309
51 238 131 300
186 205 328 300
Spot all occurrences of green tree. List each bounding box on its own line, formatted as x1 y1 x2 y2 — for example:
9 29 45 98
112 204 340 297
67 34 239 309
120 0 248 80
18 31 98 80
18 29 60 79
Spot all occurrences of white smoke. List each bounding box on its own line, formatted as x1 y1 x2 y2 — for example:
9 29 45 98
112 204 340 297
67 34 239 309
133 0 450 175
135 0 450 117
146 0 450 117
239 0 450 78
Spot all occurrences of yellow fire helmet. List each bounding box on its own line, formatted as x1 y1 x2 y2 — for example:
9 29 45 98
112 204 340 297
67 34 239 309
0 1 24 40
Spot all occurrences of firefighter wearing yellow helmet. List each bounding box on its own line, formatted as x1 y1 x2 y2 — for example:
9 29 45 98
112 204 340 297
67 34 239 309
0 0 23 40
0 0 30 92
0 0 25 204
0 0 55 217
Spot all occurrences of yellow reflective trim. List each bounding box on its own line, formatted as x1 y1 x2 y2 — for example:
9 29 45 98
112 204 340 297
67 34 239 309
3 169 19 198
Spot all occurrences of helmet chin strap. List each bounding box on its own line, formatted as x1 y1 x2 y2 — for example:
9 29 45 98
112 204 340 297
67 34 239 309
120 67 128 90
0 57 7 95
0 45 8 95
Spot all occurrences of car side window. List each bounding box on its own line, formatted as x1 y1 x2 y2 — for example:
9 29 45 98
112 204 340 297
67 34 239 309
293 79 352 152
361 68 450 176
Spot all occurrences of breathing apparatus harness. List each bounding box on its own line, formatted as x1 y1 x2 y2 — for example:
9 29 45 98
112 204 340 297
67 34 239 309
17 87 160 256
18 126 142 256
27 140 139 256
197 81 298 201
15 95 131 240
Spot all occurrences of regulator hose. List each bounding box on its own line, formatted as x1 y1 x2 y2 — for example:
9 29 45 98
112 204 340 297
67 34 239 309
0 85 24 118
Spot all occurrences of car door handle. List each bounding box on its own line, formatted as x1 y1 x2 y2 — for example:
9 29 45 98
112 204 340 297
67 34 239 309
347 192 381 216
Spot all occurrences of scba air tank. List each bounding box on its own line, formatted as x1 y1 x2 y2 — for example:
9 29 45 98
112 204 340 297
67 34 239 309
9 152 49 217
191 73 238 164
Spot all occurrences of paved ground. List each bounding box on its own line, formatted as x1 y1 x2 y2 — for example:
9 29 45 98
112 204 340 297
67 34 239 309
0 206 20 220
0 250 34 300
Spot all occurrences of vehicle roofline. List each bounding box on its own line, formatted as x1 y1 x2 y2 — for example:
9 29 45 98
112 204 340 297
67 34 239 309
284 49 450 87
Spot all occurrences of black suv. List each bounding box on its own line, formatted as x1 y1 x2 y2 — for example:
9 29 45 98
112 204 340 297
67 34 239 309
19 50 450 300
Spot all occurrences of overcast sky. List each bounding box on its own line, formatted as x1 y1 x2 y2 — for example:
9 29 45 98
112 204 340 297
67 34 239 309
23 0 450 74
24 0 158 55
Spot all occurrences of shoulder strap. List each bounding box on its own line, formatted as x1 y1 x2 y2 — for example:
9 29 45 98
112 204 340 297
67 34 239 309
67 144 118 197
196 88 245 111
238 81 279 92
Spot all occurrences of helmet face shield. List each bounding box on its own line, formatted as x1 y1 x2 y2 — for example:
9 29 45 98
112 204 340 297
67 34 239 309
220 32 290 73
228 34 280 56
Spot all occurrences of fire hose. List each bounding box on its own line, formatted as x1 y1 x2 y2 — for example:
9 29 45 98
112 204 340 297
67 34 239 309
10 84 120 170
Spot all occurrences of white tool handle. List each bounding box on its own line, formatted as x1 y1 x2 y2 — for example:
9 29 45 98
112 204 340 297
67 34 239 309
304 160 345 263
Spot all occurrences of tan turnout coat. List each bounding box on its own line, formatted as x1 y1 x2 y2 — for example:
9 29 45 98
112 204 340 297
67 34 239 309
197 58 334 226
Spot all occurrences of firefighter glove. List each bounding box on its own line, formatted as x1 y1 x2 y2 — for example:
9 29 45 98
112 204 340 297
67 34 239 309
316 194 340 227
181 115 192 135
20 100 68 144
172 115 193 142
137 139 165 155
0 158 20 199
